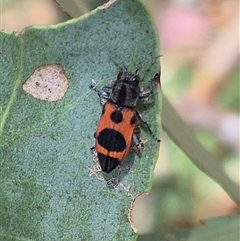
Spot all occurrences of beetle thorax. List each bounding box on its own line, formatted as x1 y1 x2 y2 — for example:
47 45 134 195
110 72 141 107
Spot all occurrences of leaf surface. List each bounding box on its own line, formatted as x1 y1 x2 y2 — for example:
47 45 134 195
0 1 161 240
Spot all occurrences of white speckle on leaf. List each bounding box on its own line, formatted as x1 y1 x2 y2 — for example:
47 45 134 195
23 64 69 101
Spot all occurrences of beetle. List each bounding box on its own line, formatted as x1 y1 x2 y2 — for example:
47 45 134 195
91 71 160 173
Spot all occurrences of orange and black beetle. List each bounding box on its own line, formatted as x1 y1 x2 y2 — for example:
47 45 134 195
91 71 160 173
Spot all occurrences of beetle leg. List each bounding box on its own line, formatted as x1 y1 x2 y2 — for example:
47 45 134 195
136 111 160 142
90 82 111 103
139 79 153 100
139 72 160 100
139 89 152 100
102 86 112 95
131 134 144 154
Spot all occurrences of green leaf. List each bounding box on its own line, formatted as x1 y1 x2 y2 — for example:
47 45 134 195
138 214 240 241
162 94 240 205
0 0 161 240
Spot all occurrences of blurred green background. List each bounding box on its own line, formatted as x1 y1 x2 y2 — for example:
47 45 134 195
1 0 239 235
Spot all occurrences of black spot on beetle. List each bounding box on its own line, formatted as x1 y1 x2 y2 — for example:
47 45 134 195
110 109 123 124
97 128 126 152
130 114 137 125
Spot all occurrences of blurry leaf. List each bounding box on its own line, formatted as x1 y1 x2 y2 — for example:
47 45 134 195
217 67 240 110
53 0 108 18
0 0 161 240
162 94 240 205
138 214 240 241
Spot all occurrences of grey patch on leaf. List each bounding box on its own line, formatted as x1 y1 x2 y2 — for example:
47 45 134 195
23 64 69 101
